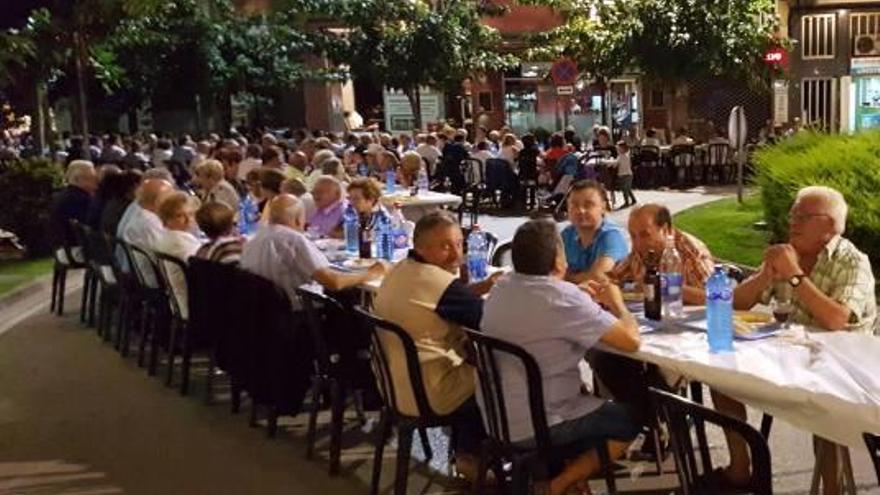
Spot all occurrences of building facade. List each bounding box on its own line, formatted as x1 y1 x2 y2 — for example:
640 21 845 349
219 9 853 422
783 0 880 133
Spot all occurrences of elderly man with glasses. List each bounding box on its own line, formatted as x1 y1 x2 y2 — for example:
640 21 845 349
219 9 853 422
711 185 876 494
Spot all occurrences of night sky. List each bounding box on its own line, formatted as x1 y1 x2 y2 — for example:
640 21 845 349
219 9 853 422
0 0 54 29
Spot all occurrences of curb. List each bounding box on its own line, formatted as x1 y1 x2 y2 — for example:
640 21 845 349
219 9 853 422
0 274 55 312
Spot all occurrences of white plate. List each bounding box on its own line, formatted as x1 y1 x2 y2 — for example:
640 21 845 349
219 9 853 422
342 258 376 270
314 238 345 251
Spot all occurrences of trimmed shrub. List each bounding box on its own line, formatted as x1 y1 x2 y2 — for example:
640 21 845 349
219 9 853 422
753 131 880 273
0 157 65 257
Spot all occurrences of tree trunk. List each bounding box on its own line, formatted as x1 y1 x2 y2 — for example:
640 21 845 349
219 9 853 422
73 30 90 145
404 87 423 131
599 78 608 127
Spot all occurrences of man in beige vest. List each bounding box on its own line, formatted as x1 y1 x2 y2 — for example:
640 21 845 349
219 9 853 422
373 211 496 479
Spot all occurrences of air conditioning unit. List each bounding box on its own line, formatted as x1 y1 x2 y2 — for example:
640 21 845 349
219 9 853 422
854 34 880 57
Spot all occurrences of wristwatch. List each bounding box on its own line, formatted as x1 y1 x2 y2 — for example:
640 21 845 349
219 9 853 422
789 274 805 288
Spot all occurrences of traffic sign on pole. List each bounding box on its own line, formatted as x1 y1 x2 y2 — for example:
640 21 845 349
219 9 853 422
550 58 579 86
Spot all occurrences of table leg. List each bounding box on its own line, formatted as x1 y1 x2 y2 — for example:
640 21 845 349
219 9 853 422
810 440 825 495
839 445 857 495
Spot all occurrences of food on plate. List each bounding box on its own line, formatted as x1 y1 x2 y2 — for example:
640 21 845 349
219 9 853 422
733 319 756 336
622 291 644 302
734 311 773 324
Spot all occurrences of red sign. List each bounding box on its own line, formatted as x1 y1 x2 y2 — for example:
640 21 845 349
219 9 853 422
764 47 786 65
550 58 579 86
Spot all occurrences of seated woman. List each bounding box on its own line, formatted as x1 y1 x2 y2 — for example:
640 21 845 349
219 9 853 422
347 177 386 222
561 180 629 283
398 151 423 188
154 191 202 319
194 201 244 264
193 158 240 212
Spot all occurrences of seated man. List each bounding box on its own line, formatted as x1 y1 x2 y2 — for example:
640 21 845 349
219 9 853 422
561 180 629 284
240 194 385 306
611 203 714 305
117 178 174 250
481 219 641 495
373 211 496 478
154 191 202 318
194 201 244 265
716 186 876 493
49 160 98 263
306 175 345 239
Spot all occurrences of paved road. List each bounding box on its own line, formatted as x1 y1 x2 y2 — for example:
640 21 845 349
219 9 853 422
0 187 877 494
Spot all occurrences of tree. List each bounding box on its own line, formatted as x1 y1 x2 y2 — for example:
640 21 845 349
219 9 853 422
315 0 516 129
527 0 780 88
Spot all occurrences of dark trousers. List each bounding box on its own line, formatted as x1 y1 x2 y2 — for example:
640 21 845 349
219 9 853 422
449 397 487 456
617 175 637 205
587 350 667 428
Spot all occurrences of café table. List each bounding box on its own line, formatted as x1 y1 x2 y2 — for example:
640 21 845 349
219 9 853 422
601 307 880 494
380 189 462 222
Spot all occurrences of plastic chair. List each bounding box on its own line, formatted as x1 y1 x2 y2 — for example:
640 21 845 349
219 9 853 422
354 307 458 495
69 221 103 330
80 224 121 340
51 220 91 318
864 432 880 485
465 329 619 494
637 145 661 189
706 143 732 184
670 145 696 188
297 287 370 476
650 387 773 495
126 243 169 376
490 240 512 268
153 252 192 392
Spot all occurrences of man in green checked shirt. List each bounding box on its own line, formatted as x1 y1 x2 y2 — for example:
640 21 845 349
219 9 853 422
706 186 876 493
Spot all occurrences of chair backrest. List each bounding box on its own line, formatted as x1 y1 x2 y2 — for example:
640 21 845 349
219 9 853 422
864 432 880 485
707 143 730 167
650 388 772 495
296 287 346 377
353 307 441 420
671 145 695 167
69 220 95 266
108 236 138 289
491 240 512 268
639 145 661 163
462 157 484 185
153 251 188 320
464 329 552 457
127 242 161 289
186 257 238 366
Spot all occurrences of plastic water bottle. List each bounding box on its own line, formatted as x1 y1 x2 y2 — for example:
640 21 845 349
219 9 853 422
343 204 359 255
376 211 394 261
238 195 258 235
417 166 429 193
390 204 409 249
385 168 397 192
466 226 489 281
706 265 734 353
660 234 684 319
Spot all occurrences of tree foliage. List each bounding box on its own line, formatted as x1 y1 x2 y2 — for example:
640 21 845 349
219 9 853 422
527 0 780 87
310 0 516 128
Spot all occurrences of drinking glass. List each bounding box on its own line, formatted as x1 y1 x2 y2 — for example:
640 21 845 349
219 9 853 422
771 284 794 329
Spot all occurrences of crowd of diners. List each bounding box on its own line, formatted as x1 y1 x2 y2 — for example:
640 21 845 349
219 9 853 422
45 124 875 495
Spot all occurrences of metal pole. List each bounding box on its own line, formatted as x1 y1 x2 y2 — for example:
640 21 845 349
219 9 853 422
737 146 745 204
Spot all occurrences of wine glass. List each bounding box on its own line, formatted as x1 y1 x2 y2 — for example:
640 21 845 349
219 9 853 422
771 285 794 329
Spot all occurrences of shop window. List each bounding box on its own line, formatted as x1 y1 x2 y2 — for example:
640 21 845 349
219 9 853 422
802 14 836 59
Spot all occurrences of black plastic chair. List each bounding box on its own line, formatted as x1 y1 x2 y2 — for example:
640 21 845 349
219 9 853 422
706 143 732 184
670 145 696 188
80 224 122 340
490 240 512 268
636 145 661 189
51 222 91 319
297 287 370 476
153 252 191 391
650 387 773 495
465 329 618 495
354 307 457 495
865 433 880 485
126 242 169 376
69 221 103 330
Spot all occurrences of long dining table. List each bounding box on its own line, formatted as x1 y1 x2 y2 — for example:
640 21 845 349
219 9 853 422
600 306 880 493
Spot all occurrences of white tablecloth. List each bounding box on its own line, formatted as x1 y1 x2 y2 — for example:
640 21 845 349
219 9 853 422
603 318 880 448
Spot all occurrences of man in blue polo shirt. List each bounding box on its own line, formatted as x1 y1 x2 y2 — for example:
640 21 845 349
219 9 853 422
561 179 629 284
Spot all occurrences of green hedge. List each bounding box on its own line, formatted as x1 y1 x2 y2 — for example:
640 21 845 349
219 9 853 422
753 131 880 273
0 158 65 257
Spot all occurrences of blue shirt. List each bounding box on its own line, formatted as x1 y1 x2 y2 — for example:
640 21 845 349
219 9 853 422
561 218 629 273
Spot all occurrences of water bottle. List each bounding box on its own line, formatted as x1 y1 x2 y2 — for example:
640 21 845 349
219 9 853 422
416 166 429 193
385 168 397 192
466 226 489 281
343 204 359 255
238 194 258 235
706 265 734 353
660 235 684 319
376 211 394 261
390 204 409 249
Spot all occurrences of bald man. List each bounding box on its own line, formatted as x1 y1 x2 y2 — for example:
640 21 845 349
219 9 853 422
117 178 174 250
610 203 714 305
240 194 386 307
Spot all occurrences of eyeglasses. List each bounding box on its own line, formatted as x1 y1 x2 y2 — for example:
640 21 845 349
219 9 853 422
788 212 830 223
